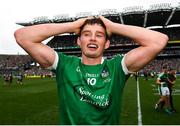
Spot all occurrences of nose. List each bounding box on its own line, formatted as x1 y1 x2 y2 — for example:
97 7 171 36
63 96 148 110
90 34 96 42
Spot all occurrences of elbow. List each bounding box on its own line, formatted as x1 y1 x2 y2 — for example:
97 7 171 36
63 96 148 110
14 28 24 45
14 27 30 46
159 34 169 50
152 34 169 51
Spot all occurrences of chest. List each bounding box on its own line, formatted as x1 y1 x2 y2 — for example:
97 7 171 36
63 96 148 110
62 62 114 87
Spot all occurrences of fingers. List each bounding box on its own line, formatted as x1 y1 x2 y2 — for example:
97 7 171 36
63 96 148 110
74 15 113 37
99 15 109 23
99 15 105 20
73 18 87 35
98 15 112 37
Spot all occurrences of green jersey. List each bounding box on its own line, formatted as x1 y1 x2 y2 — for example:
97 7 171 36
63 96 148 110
53 52 129 125
157 73 168 87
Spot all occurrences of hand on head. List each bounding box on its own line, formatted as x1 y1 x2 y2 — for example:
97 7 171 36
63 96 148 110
72 17 88 35
98 15 112 37
73 16 112 37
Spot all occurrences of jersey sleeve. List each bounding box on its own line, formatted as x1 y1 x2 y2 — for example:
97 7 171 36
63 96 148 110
115 54 130 89
46 51 67 75
157 73 163 80
121 54 136 75
46 51 59 70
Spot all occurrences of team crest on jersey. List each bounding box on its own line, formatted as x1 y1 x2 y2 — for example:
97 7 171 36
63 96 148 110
101 69 109 78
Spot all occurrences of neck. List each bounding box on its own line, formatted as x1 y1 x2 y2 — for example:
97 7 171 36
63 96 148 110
81 56 104 65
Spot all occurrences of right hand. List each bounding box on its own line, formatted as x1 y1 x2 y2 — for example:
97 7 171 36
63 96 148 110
72 17 88 35
99 15 113 37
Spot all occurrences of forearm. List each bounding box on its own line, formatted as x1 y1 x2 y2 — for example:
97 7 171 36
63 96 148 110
110 23 168 48
14 22 75 68
14 22 74 44
116 24 168 72
156 80 161 85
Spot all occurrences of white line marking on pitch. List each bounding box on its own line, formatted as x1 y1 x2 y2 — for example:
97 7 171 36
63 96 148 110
137 77 142 126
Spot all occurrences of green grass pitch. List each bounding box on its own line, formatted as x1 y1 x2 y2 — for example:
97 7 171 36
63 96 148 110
0 76 179 125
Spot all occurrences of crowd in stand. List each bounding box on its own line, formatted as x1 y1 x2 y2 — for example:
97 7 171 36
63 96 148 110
47 35 78 49
140 58 180 75
0 54 53 78
0 55 31 70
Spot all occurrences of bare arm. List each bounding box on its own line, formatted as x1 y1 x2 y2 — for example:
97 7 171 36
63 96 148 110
14 18 86 68
100 16 168 72
167 78 175 85
156 79 161 85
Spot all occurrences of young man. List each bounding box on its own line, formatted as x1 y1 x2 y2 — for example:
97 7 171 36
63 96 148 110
14 16 168 124
154 65 172 114
158 67 177 113
167 68 177 112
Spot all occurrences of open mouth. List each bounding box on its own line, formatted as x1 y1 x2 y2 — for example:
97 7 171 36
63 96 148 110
87 43 98 49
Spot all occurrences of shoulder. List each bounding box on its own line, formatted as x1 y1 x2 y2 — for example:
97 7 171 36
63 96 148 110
106 54 132 75
57 52 80 65
106 54 124 62
47 52 80 70
57 52 79 60
157 72 166 79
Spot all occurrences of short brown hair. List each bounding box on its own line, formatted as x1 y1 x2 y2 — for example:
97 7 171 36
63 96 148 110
79 17 110 40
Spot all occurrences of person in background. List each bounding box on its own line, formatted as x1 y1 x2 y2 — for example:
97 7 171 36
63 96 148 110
167 68 177 112
154 65 172 115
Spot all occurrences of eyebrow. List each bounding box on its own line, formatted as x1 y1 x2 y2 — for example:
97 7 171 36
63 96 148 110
81 30 105 35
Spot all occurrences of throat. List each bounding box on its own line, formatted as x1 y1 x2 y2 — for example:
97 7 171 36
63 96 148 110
82 57 104 65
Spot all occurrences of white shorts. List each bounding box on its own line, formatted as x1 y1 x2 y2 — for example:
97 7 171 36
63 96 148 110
159 87 170 96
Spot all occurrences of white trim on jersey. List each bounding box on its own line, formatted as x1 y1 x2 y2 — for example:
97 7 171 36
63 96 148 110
46 51 59 70
121 54 135 75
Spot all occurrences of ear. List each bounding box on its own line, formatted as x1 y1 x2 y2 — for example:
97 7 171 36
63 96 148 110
77 37 81 47
105 40 110 49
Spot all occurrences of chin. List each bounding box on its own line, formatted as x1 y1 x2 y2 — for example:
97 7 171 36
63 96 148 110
85 53 99 58
87 55 98 58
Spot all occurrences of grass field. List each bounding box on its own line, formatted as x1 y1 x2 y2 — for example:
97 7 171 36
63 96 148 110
0 76 180 125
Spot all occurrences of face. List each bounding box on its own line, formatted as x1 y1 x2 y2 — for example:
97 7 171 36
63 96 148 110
77 24 110 58
163 68 168 73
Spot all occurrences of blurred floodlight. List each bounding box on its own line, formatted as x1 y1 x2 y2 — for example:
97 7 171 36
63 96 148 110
123 6 144 13
75 11 92 18
149 3 172 10
98 9 118 16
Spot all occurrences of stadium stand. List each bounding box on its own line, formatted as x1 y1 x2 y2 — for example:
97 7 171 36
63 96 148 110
0 54 53 78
